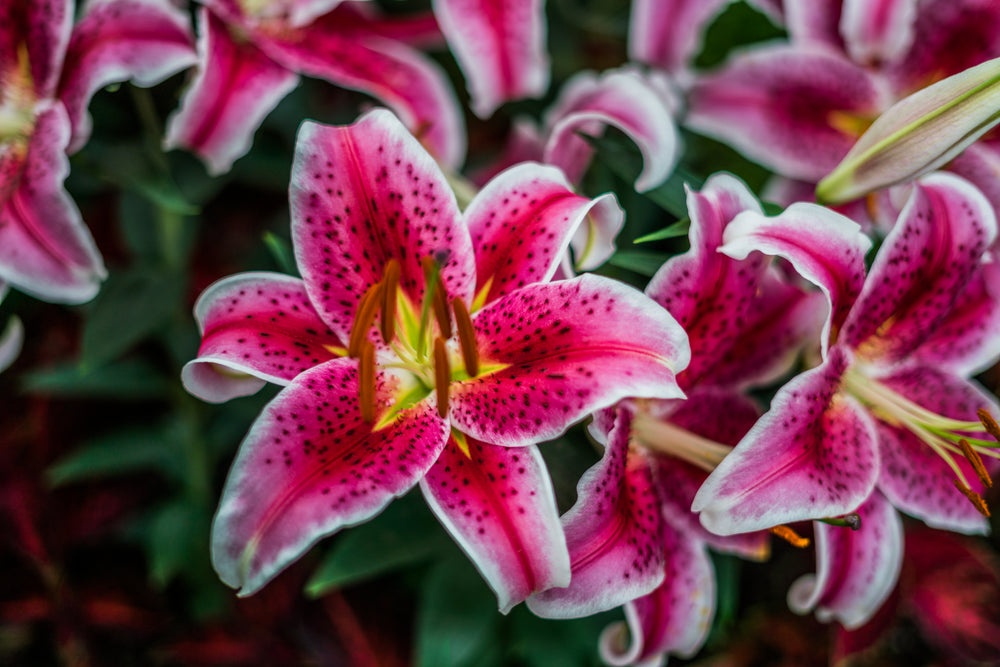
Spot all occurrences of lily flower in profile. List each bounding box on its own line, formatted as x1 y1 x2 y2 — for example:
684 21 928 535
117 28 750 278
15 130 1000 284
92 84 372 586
0 0 196 303
184 109 690 612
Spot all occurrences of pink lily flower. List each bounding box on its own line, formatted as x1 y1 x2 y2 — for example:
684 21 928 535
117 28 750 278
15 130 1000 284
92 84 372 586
184 109 690 611
527 174 821 663
0 0 196 303
165 0 464 175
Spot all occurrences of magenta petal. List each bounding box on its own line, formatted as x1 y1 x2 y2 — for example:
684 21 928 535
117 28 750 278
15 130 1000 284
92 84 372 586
290 109 474 339
420 436 569 613
58 0 197 153
467 163 618 303
875 365 998 535
788 491 903 629
839 0 917 65
212 360 450 594
432 0 548 118
0 104 105 303
543 68 679 191
0 0 71 100
841 173 997 367
599 537 715 665
164 8 299 175
686 45 884 181
182 272 345 403
527 410 666 618
693 347 880 535
628 0 731 76
785 0 844 49
450 275 689 447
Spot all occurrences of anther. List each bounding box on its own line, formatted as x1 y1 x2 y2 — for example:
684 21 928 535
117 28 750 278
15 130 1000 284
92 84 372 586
954 479 991 517
452 297 479 377
769 525 810 548
433 283 452 339
959 438 992 488
358 339 376 423
348 280 384 358
978 408 1000 442
380 259 400 345
433 336 450 418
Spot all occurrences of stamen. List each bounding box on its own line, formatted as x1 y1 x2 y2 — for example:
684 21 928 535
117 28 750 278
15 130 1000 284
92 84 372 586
433 336 450 419
819 514 862 531
358 340 376 423
978 408 1000 442
380 259 400 345
348 280 384 358
433 283 452 339
769 525 810 548
959 439 993 488
451 297 479 377
953 480 991 517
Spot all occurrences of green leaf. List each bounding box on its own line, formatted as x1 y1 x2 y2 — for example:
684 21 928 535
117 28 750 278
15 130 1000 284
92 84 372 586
633 218 690 244
85 142 199 215
607 250 670 277
146 500 212 588
46 422 186 487
508 606 615 667
21 358 169 399
81 267 185 368
305 492 451 597
262 231 297 275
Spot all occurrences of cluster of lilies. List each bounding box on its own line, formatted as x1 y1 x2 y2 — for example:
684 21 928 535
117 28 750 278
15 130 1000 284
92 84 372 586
5 0 1000 663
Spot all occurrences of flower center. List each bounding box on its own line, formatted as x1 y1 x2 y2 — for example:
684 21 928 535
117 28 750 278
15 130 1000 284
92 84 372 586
0 43 37 143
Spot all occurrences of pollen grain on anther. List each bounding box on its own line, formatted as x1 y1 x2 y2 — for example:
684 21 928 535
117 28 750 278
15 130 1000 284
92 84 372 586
769 525 810 548
959 438 992 488
452 297 480 377
953 479 991 517
359 340 376 423
380 259 400 344
978 408 1000 442
434 336 450 418
349 280 384 357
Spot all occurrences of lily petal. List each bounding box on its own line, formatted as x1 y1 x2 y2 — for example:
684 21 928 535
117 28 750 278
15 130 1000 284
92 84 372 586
527 410 666 618
628 0 731 76
0 104 106 303
182 272 345 403
788 490 903 629
784 0 844 50
289 109 474 339
212 359 450 595
840 0 917 66
693 347 880 535
451 275 690 447
466 162 620 304
0 0 72 100
841 173 997 367
59 0 197 154
431 0 548 118
164 7 299 175
420 436 569 613
875 365 999 535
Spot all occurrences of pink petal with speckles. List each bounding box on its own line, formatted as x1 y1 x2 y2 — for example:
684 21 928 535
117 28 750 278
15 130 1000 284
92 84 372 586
0 0 71 100
182 272 345 403
788 490 903 629
0 104 105 304
720 201 870 359
420 436 569 613
628 0 731 76
841 173 997 368
526 410 666 618
840 0 917 66
450 275 689 447
164 8 299 175
58 0 197 154
693 347 880 535
686 45 884 182
258 7 465 168
212 359 450 595
543 68 679 192
466 163 620 304
875 366 999 535
947 140 1000 219
599 534 715 665
290 110 474 341
432 0 548 118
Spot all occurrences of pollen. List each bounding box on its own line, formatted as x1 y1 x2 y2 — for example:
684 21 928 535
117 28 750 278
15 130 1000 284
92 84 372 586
349 280 383 357
959 438 992 488
433 336 450 418
978 408 1000 442
954 479 991 517
452 297 479 377
358 339 376 423
380 259 400 345
769 525 810 548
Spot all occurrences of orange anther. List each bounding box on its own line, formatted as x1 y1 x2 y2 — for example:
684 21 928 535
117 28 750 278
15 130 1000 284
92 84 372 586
769 525 810 548
433 337 450 418
978 408 1000 442
358 340 376 423
349 280 384 358
452 297 479 377
954 480 991 517
380 259 400 344
959 439 992 488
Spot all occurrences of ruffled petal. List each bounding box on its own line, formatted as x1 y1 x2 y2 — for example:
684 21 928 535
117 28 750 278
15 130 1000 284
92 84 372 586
693 348 880 535
526 410 666 618
875 365 998 535
432 0 548 118
686 45 884 181
59 0 197 153
212 359 450 595
289 109 474 340
164 7 299 175
628 0 731 76
0 104 105 303
788 490 903 629
182 272 345 403
543 68 679 191
841 173 997 367
839 0 917 66
466 163 620 303
0 0 71 100
450 275 689 447
420 436 569 613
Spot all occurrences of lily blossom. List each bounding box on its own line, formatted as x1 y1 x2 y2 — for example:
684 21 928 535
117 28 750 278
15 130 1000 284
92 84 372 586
165 0 464 175
186 109 690 611
0 0 196 303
